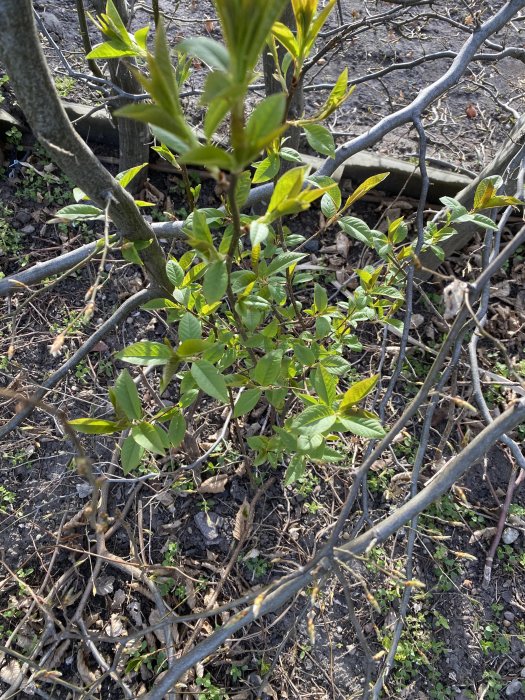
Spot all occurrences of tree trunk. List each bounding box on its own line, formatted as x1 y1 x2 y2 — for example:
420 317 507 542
263 4 303 160
0 0 170 293
91 0 150 193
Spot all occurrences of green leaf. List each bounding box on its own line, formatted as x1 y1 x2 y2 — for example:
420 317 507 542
294 344 316 366
191 360 229 403
121 241 144 266
314 283 328 313
179 145 234 170
268 166 307 212
121 435 145 474
284 455 305 485
69 418 122 435
131 422 166 455
177 37 230 70
116 341 173 366
339 374 379 412
235 170 252 207
321 192 337 218
345 173 389 208
250 220 270 247
303 124 335 158
253 350 282 386
245 93 286 144
335 409 385 438
279 147 303 163
113 369 142 421
233 388 262 418
87 40 138 59
266 252 306 276
116 163 148 189
51 204 104 222
203 260 228 303
473 176 501 210
291 404 337 435
166 259 184 287
311 366 337 406
179 313 202 342
253 153 280 184
177 339 208 357
272 21 299 58
168 411 186 448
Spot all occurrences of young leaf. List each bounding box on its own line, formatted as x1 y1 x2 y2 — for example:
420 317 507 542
303 123 335 158
344 173 389 208
114 369 142 421
191 360 229 403
233 388 262 417
339 374 379 412
116 163 148 189
69 418 122 434
115 342 174 366
253 153 281 184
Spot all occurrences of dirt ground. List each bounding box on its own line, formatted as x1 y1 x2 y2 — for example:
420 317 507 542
1 1 525 699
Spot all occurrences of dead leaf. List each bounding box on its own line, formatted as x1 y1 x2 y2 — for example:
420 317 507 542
233 499 250 541
335 230 350 258
469 527 497 545
443 279 467 320
94 575 115 596
197 474 228 494
104 613 127 638
77 647 99 685
0 660 23 686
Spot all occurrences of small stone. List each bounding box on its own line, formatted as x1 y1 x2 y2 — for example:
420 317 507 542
505 679 522 696
504 612 516 622
194 511 222 544
503 527 519 545
520 668 525 679
41 11 64 38
503 620 511 627
20 224 35 234
15 210 31 225
76 482 93 499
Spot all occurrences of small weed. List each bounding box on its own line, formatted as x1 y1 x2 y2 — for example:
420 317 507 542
162 541 180 567
244 555 269 580
0 486 15 514
480 669 505 699
196 672 228 700
5 126 22 149
480 622 510 654
54 76 75 97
